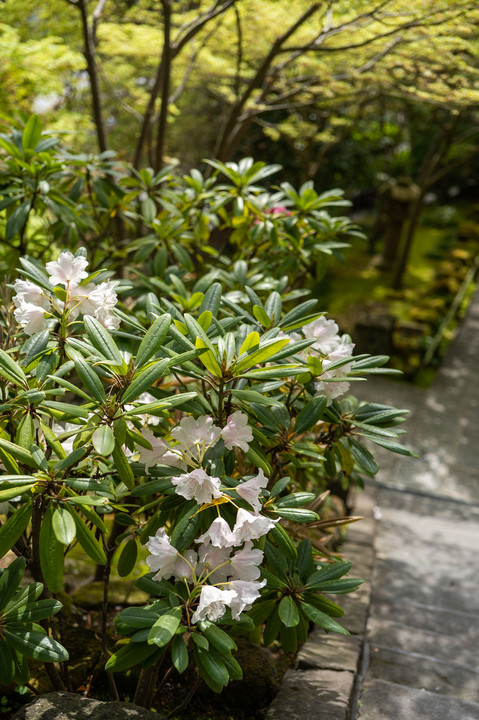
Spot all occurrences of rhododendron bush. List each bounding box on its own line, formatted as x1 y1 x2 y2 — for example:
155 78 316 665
0 118 414 708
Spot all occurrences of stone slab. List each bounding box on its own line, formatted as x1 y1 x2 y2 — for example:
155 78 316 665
368 617 479 667
366 646 479 701
369 599 479 642
358 678 479 720
265 669 354 720
297 633 362 672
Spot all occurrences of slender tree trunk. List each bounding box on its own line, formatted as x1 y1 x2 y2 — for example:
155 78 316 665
78 0 108 153
154 0 172 171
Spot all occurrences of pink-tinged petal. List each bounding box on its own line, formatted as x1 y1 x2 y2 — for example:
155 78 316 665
191 585 235 624
171 468 222 505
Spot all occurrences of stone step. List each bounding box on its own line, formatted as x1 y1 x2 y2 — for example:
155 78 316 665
357 678 479 720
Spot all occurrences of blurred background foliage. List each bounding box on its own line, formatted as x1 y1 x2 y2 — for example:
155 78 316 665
1 0 479 380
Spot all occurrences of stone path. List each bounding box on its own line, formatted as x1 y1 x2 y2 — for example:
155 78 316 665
267 290 479 719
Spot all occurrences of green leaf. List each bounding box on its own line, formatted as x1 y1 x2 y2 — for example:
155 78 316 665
83 316 123 365
0 641 14 685
40 421 66 460
123 390 198 417
112 442 135 490
239 331 260 355
295 396 327 434
0 557 25 612
16 414 35 450
194 645 229 692
231 389 281 407
349 438 379 475
148 607 182 647
121 359 169 404
252 305 271 328
5 599 62 623
135 314 172 369
0 484 35 502
66 346 106 403
106 641 157 672
117 538 138 577
197 621 237 654
52 507 76 545
235 338 290 373
278 596 300 627
171 635 188 673
0 501 32 559
0 439 36 468
0 350 28 387
68 507 106 564
272 508 318 523
6 200 31 241
199 282 222 316
269 523 297 561
22 114 42 150
275 492 316 508
196 337 221 376
39 504 64 593
92 425 115 456
170 500 200 554
4 629 69 662
306 561 352 589
300 602 349 636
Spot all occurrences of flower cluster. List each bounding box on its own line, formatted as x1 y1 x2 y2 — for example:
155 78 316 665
138 412 254 486
145 505 275 624
13 251 119 334
291 315 355 404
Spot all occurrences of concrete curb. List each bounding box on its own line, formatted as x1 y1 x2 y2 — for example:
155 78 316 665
265 487 377 720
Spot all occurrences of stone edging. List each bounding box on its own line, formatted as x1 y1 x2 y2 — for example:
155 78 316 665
265 487 377 720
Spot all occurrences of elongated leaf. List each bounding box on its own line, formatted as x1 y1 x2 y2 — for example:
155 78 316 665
5 599 62 623
196 338 221 376
295 396 327 434
235 338 290 373
117 538 138 577
300 601 349 636
68 507 106 564
197 621 237 654
272 508 318 523
0 557 25 612
67 347 106 403
306 561 352 589
0 484 35 502
106 641 156 672
194 645 229 692
170 500 200 554
148 607 182 647
22 114 42 150
199 283 222 316
135 314 171 369
4 629 69 662
112 442 135 490
39 504 64 593
121 359 169 404
0 350 28 387
0 439 36 468
171 635 188 673
0 501 32 559
83 316 123 365
0 641 14 685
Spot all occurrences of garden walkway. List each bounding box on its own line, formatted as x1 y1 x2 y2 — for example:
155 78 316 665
267 290 479 720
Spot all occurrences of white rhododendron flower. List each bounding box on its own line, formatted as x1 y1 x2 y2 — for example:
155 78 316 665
13 279 50 310
191 585 236 624
221 411 253 452
303 316 341 355
236 468 268 514
197 542 231 583
138 430 186 472
69 280 120 330
127 392 161 426
229 542 263 582
171 468 223 505
315 377 351 405
171 415 221 462
197 517 234 548
146 529 196 582
46 251 89 286
227 579 267 619
231 508 277 543
13 299 47 335
145 528 181 580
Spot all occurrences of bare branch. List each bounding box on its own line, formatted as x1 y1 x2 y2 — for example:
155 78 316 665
154 0 173 171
